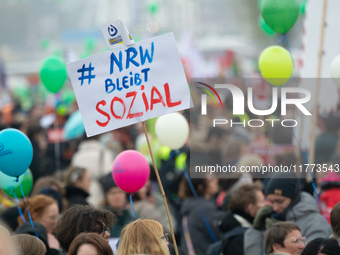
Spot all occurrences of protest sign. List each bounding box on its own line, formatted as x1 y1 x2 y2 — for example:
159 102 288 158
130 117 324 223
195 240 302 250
67 33 191 137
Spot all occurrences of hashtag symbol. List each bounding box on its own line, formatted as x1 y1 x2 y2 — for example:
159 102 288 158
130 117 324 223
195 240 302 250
77 63 96 86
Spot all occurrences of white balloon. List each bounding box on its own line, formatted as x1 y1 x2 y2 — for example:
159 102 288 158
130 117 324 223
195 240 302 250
155 112 189 150
330 55 340 87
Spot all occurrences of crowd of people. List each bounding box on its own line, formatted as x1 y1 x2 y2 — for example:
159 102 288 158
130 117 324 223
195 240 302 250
1 85 340 255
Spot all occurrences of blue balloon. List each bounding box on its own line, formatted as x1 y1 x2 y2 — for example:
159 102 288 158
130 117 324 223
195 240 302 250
0 129 33 177
63 110 85 141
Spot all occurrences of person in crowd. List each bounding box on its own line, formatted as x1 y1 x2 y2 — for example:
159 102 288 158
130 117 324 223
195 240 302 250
244 172 332 255
31 176 68 212
178 174 224 255
318 155 340 223
315 113 340 164
16 221 60 255
130 178 174 234
116 219 169 255
54 204 116 254
27 122 50 182
265 222 305 255
12 234 47 255
301 238 340 255
99 173 134 237
71 135 114 206
64 166 91 207
330 202 340 245
0 226 19 255
67 233 113 255
213 183 265 255
17 195 59 235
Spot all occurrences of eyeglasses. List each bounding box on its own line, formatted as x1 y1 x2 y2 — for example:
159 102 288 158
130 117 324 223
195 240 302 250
291 237 307 246
101 227 111 237
161 233 170 243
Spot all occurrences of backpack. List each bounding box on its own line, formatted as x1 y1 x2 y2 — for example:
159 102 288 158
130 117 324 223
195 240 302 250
206 226 247 255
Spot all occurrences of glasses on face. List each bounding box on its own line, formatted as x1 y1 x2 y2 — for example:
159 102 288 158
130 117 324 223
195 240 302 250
101 227 111 237
291 237 307 246
161 233 170 243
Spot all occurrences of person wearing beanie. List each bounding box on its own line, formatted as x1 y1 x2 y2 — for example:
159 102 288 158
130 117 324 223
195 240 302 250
99 173 134 238
244 172 332 255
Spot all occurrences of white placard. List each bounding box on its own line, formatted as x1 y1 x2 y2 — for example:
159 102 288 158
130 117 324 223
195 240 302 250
67 33 191 137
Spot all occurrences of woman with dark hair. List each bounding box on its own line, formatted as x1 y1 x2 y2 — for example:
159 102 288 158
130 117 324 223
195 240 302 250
301 238 340 255
68 233 113 255
178 174 223 255
64 166 91 207
54 204 116 253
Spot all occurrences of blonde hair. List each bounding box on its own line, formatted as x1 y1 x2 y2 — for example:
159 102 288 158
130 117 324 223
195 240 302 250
12 234 46 255
116 219 169 255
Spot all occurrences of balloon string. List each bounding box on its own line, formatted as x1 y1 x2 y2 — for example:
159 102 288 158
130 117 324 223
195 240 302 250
288 123 319 203
129 194 138 220
13 193 26 224
278 34 285 44
182 168 217 243
278 34 295 68
169 150 181 160
19 181 39 238
284 35 295 68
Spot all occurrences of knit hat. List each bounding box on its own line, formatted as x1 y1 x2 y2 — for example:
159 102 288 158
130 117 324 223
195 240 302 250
99 173 117 194
37 187 63 212
265 172 299 199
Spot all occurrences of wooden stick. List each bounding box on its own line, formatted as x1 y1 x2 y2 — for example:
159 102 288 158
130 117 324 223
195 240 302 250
307 0 328 182
142 121 179 255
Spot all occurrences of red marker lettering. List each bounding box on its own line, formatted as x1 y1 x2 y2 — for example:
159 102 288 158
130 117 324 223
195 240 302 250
96 100 110 127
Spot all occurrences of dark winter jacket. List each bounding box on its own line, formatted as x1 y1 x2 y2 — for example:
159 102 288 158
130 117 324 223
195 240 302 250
218 211 253 255
180 197 224 255
65 186 89 208
106 207 134 237
244 192 332 255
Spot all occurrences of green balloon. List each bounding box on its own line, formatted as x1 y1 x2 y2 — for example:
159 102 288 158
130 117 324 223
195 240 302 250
0 169 33 198
40 38 50 50
40 56 67 93
61 89 76 104
258 16 276 37
148 3 159 14
262 0 299 34
258 0 264 11
300 0 306 16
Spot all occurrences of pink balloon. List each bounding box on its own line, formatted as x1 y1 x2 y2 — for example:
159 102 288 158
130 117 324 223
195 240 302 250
112 150 150 193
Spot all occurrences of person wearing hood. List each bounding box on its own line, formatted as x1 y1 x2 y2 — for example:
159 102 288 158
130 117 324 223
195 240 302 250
16 221 60 255
178 175 224 255
244 172 332 255
64 166 90 208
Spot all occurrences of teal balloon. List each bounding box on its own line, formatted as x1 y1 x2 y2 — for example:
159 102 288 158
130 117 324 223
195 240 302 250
258 16 276 37
40 56 67 93
0 169 33 198
262 0 299 34
0 129 33 177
